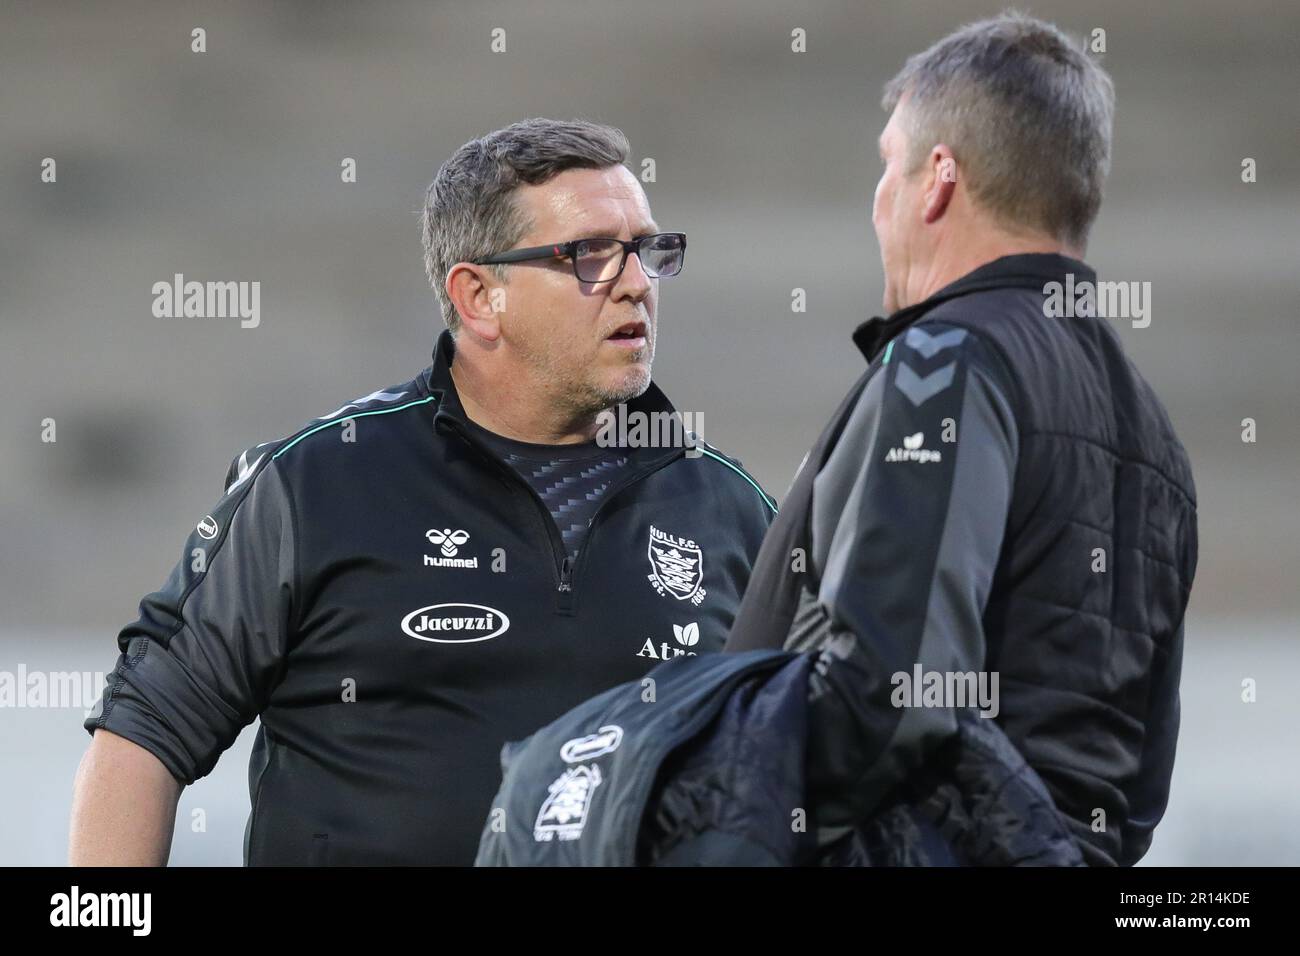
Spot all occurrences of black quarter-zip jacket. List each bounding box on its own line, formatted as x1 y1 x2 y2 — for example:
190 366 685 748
726 254 1197 866
85 330 776 865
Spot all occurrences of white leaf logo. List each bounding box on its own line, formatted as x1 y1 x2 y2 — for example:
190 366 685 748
903 432 923 450
674 622 700 646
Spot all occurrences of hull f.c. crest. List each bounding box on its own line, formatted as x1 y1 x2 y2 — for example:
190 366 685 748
646 524 706 605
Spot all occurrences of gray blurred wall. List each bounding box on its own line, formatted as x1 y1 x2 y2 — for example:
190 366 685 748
2 0 1296 865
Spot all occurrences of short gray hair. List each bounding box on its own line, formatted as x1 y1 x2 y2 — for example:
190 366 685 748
883 11 1114 249
421 118 631 332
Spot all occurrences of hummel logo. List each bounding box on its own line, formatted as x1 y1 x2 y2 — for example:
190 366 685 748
424 528 478 569
885 432 942 464
894 361 956 406
426 529 470 556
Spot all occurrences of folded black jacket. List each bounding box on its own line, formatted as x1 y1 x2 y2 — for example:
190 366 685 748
474 649 1082 866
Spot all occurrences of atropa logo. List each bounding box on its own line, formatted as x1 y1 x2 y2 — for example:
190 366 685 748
401 603 510 644
636 621 701 660
884 431 941 464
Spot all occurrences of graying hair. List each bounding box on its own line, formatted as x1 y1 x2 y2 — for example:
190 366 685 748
883 11 1114 249
421 118 631 332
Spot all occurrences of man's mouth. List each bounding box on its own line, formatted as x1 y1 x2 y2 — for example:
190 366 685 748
605 319 648 350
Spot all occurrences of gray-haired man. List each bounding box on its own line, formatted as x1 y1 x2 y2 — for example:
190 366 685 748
71 119 775 865
728 13 1197 866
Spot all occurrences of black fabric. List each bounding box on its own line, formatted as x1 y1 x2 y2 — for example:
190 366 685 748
635 653 813 866
726 253 1198 866
824 709 1084 867
475 648 1082 867
462 419 630 561
85 329 776 865
474 649 804 866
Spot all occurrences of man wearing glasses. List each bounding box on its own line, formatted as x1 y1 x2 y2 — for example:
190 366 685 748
70 118 776 865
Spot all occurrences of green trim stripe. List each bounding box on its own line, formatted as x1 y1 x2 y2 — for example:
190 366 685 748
266 396 778 515
883 340 895 365
272 397 436 460
698 447 777 514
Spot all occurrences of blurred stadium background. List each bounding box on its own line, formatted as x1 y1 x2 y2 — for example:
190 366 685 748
2 0 1296 865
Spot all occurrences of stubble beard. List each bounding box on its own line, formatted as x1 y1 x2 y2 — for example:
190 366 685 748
520 327 656 428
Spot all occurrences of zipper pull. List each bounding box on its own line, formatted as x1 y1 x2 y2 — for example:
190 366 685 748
558 555 574 593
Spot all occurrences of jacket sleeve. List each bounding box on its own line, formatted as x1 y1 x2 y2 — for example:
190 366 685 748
799 323 1020 831
83 447 296 785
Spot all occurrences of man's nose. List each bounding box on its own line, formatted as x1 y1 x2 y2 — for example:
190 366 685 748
612 250 653 302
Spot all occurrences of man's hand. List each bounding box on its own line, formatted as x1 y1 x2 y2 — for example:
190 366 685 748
69 729 182 866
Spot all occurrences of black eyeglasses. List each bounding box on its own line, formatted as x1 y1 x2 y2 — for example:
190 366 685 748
473 232 686 284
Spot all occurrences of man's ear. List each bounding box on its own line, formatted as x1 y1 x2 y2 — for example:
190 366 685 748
446 263 505 342
922 143 958 225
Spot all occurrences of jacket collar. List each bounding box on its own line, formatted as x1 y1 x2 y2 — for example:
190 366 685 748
852 252 1096 361
422 329 682 462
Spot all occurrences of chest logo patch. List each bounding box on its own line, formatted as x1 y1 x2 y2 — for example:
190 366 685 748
424 528 479 569
400 603 509 643
647 524 706 605
535 725 623 843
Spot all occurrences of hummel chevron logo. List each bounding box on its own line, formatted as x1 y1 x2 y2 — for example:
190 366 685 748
318 388 408 422
225 451 265 494
904 326 967 359
894 360 956 406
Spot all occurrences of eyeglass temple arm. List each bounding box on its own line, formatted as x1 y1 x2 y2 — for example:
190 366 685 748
474 243 573 266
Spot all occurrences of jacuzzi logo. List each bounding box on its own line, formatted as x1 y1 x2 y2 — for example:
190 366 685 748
558 725 624 763
401 603 510 644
